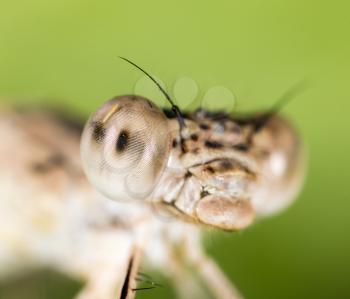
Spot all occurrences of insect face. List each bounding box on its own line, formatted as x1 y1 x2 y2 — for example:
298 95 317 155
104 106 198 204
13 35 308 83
81 95 171 201
81 58 305 233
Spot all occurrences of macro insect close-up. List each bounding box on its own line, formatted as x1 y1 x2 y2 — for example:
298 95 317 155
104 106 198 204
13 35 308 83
1 1 349 299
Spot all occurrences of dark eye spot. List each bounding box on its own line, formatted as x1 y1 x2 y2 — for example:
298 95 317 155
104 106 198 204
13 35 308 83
92 121 105 143
116 130 129 152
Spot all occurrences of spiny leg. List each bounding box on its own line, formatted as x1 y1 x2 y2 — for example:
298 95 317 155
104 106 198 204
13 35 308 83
120 247 142 299
74 247 143 299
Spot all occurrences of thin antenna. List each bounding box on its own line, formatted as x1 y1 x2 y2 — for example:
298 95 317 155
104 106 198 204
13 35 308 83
118 56 186 129
269 79 309 116
255 79 309 130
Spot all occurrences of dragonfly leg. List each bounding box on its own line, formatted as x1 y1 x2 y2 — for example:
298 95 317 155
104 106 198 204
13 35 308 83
193 254 244 299
168 226 244 299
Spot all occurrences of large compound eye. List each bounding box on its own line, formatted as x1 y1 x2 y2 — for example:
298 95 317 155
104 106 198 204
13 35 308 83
81 95 171 201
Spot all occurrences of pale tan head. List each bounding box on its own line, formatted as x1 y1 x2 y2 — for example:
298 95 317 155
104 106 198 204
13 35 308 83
80 57 305 232
81 95 171 201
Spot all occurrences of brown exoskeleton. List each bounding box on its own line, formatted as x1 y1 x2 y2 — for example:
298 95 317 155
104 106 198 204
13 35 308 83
0 58 305 299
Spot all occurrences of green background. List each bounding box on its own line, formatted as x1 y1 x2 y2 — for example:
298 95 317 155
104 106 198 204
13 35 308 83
1 1 349 298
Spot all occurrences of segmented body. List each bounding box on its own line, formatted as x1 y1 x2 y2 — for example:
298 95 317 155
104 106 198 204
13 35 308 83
0 100 304 299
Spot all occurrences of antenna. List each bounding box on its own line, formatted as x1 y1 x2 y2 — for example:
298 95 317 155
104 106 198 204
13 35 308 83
269 79 309 116
255 79 309 130
118 56 186 129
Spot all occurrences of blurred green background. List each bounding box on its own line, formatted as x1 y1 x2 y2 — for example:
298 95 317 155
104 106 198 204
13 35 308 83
0 0 349 298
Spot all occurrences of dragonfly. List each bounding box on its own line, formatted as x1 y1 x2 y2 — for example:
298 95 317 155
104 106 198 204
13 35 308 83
0 58 305 299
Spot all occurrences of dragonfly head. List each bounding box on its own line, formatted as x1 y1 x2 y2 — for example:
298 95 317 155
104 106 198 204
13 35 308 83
81 95 171 201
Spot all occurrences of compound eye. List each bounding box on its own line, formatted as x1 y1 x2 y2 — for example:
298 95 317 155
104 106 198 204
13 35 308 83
116 130 128 152
81 95 171 201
